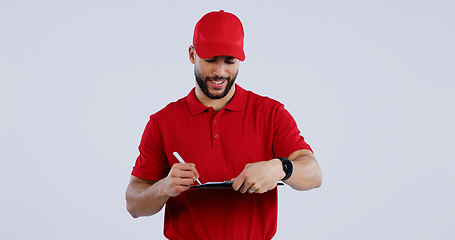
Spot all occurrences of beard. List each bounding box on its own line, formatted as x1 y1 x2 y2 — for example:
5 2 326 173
194 69 238 100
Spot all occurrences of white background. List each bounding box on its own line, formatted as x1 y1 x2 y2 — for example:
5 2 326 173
1 1 454 239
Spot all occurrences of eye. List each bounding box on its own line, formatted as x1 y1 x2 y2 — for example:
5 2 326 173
205 59 216 63
225 58 236 64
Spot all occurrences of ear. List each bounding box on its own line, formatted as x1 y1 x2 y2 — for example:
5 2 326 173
189 45 196 64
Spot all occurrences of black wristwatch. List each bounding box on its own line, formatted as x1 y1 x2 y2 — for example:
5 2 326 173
278 157 293 181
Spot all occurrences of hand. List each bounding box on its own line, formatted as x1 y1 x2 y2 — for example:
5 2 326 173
162 163 200 197
232 159 285 194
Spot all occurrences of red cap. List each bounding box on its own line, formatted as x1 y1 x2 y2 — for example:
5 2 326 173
193 10 245 61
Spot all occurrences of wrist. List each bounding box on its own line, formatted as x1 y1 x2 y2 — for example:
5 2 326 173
157 177 175 198
272 158 286 180
278 157 293 181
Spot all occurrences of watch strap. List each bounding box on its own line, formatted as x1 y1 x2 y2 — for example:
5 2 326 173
278 157 293 181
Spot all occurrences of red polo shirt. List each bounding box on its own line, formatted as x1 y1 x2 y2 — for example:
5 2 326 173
132 84 312 240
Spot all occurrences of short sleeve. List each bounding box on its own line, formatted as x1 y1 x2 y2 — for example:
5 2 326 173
272 104 312 158
131 115 171 181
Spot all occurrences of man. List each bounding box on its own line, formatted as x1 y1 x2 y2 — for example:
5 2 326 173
126 10 322 240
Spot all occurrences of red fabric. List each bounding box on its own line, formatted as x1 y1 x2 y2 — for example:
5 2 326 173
132 84 312 240
193 10 245 61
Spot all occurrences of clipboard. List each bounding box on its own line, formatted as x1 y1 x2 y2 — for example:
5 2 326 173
190 181 285 189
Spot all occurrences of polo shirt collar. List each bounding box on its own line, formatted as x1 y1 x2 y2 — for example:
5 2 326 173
225 84 248 111
186 84 248 115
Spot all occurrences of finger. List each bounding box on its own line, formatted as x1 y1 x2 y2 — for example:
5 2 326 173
165 176 192 196
172 163 197 174
173 163 200 179
191 165 200 179
174 185 191 192
249 183 260 193
171 169 199 183
172 178 196 187
232 175 245 191
168 185 191 196
239 180 253 194
172 167 197 177
173 163 196 170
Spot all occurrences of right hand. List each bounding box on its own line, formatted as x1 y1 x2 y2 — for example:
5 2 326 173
162 163 200 197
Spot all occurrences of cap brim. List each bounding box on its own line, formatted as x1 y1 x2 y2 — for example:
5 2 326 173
195 43 245 61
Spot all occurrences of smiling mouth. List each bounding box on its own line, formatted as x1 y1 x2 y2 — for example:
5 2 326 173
208 78 228 89
210 79 225 84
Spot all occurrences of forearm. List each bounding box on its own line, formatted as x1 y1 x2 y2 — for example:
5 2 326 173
284 150 322 191
125 177 170 218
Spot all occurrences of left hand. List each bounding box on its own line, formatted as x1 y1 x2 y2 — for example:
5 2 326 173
232 159 285 194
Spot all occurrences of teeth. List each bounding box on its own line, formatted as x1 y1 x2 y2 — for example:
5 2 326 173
211 80 224 84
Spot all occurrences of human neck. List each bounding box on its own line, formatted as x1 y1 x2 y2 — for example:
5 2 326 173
195 84 236 112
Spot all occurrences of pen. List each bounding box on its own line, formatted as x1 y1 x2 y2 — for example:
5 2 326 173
173 152 202 185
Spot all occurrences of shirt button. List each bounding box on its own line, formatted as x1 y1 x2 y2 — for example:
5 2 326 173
213 120 218 124
214 134 219 139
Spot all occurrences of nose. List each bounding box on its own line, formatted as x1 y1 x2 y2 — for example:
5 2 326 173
212 61 227 77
